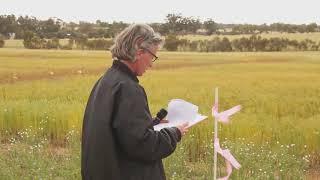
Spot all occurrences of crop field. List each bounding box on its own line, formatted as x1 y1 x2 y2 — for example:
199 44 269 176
0 49 319 179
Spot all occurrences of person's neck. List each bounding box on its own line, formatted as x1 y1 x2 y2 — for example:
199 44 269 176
120 60 136 75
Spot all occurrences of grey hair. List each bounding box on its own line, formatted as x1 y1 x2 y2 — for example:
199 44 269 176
110 24 163 62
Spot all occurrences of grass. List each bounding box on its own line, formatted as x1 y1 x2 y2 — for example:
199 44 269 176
0 49 319 179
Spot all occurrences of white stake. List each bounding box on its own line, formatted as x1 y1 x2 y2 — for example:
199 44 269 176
213 87 218 180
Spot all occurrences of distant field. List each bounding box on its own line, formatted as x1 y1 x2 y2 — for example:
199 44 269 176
3 39 24 49
3 32 320 49
3 39 77 49
0 49 319 179
180 32 320 42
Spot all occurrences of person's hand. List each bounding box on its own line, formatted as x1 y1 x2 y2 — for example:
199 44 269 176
159 119 169 124
176 123 189 137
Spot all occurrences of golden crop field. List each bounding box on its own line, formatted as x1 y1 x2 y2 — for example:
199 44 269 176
0 49 319 179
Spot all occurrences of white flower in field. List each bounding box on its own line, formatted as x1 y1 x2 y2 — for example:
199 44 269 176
304 145 307 148
290 144 295 147
49 71 54 75
276 141 279 144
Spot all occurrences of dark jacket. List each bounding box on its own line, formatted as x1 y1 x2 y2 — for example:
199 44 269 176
81 60 181 180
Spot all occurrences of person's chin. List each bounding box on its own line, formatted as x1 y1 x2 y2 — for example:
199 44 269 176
139 70 147 76
137 71 144 76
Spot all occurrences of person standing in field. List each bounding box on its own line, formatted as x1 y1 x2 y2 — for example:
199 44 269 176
81 24 189 180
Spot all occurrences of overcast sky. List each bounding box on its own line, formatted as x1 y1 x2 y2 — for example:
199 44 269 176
1 0 319 24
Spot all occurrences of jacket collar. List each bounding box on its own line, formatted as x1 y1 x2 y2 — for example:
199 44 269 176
112 60 139 83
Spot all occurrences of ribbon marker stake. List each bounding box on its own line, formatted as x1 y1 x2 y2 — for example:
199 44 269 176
213 88 242 180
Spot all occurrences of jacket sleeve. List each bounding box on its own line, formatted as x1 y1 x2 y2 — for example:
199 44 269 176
111 81 181 162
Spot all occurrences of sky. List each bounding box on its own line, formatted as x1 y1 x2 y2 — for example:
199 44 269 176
1 0 319 24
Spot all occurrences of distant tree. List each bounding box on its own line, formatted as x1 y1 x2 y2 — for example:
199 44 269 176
0 38 4 48
206 37 220 52
0 14 17 37
252 35 268 51
164 34 181 51
75 35 88 50
189 41 198 51
306 23 317 33
165 13 183 34
40 18 60 35
23 30 48 49
266 38 284 51
203 19 217 35
78 21 94 34
23 30 35 48
185 16 201 33
220 37 232 51
45 38 59 49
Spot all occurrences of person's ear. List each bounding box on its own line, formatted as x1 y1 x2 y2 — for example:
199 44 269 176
135 49 144 61
136 49 144 56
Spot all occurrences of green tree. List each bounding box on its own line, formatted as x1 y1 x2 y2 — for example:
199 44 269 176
164 34 181 51
165 13 183 34
0 38 4 48
220 37 232 51
203 19 217 35
306 23 317 33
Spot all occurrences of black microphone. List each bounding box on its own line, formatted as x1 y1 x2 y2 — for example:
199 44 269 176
153 108 168 126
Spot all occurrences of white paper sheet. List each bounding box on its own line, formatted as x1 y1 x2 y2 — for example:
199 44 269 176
154 99 207 131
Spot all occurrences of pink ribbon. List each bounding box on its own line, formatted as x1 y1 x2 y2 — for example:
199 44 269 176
212 103 241 124
212 103 242 179
214 138 241 180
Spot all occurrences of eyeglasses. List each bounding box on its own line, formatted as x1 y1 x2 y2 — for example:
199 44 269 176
142 48 158 62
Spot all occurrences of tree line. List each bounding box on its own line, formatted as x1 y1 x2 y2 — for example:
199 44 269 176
22 31 113 50
1 14 319 40
16 33 320 52
164 35 320 52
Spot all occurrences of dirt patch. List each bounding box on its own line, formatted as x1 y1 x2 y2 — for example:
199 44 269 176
307 169 320 179
0 58 291 84
0 67 107 84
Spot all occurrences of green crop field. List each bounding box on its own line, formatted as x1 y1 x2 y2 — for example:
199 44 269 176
0 49 319 179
